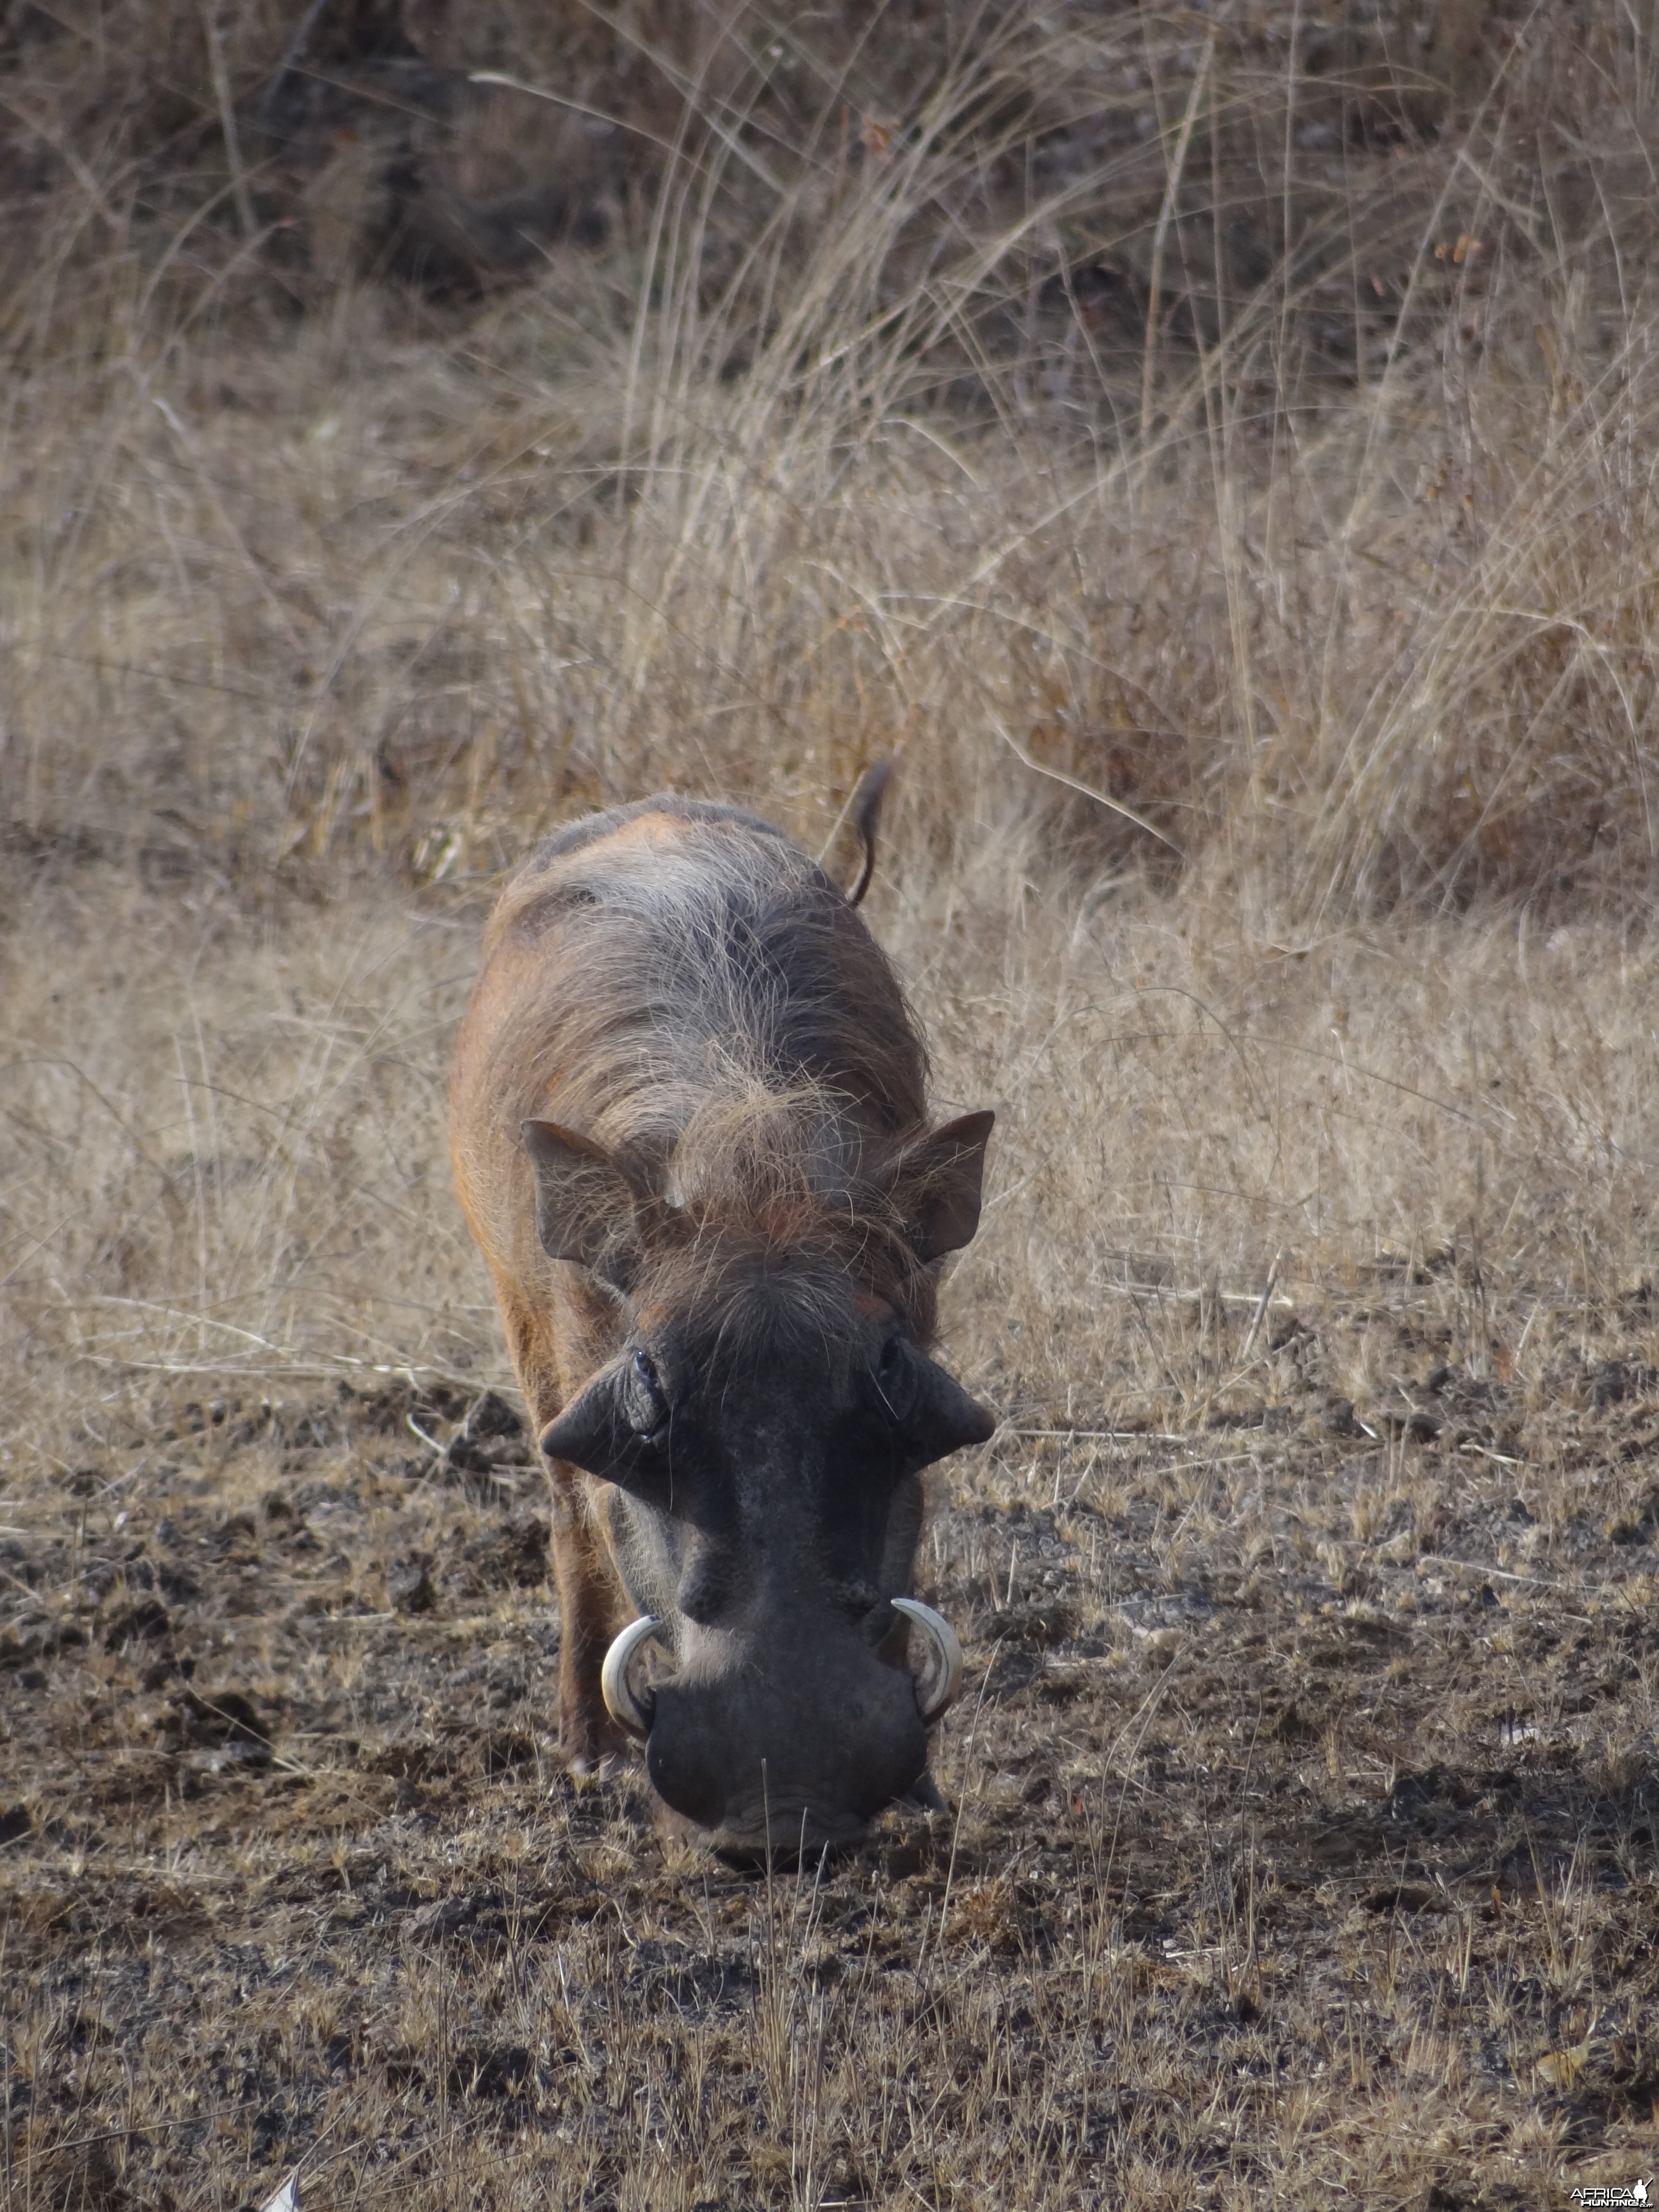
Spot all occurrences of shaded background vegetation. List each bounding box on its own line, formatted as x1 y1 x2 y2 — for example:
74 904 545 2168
5 0 1659 917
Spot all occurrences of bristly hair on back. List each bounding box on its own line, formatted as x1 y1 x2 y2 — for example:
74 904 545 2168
493 798 930 1147
463 798 945 1358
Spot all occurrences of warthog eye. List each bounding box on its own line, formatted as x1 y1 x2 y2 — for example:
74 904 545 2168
874 1334 919 1421
625 1348 669 1437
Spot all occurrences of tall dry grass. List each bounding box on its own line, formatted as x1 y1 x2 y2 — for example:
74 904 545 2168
4 0 1659 1438
5 863 1659 1471
3 0 1658 906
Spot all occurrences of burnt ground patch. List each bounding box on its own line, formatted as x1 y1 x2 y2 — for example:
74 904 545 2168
3 1310 1658 2211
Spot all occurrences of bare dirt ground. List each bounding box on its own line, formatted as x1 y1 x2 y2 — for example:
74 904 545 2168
6 1240 1658 2209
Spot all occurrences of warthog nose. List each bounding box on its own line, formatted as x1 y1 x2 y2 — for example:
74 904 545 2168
600 1600 963 1846
630 1615 938 1846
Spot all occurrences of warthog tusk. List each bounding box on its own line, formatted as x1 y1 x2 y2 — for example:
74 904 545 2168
601 1615 664 1738
891 1597 963 1724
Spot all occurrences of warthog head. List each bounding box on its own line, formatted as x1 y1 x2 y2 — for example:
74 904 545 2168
527 1102 996 1859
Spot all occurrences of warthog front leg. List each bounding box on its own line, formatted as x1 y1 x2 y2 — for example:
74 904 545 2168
546 1458 627 1772
492 1279 627 1773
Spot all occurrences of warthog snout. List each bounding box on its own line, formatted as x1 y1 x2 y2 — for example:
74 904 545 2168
541 1327 993 1851
604 1614 934 1856
597 1599 964 1852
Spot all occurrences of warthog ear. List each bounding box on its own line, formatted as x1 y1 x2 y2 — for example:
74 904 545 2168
521 1121 651 1290
884 1110 996 1262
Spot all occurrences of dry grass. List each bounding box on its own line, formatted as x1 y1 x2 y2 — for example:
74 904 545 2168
5 0 1659 914
4 4 1659 2208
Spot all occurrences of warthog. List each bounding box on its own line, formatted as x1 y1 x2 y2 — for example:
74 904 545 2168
449 781 996 1856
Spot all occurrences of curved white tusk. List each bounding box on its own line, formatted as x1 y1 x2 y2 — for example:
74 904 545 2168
891 1597 964 1725
601 1615 664 1739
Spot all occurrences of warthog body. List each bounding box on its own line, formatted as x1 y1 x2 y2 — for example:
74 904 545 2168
449 793 995 1855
